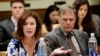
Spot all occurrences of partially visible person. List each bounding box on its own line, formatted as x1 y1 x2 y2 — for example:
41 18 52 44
92 14 100 38
44 5 89 56
73 0 97 37
7 11 72 56
42 5 59 36
0 0 25 51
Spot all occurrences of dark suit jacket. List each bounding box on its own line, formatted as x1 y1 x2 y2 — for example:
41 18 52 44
44 27 89 56
0 18 14 51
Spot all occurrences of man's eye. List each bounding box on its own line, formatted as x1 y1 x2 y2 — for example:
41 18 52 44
13 7 17 9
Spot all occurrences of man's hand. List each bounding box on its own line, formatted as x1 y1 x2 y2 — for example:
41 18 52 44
50 46 72 56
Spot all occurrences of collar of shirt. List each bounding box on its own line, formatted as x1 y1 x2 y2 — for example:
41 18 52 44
60 27 74 37
11 16 17 27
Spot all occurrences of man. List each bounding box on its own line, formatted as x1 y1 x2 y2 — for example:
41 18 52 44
0 0 25 51
44 5 89 56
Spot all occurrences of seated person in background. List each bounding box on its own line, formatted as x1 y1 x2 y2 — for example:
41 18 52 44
42 5 59 36
92 14 100 38
0 0 25 51
44 4 89 56
7 11 71 56
73 0 97 37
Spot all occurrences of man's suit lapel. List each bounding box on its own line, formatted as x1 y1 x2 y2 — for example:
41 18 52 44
55 27 70 49
5 19 15 36
73 30 87 55
8 19 15 32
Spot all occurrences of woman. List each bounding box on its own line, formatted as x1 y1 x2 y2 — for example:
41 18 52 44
7 11 71 56
73 0 96 36
7 11 42 56
42 5 59 36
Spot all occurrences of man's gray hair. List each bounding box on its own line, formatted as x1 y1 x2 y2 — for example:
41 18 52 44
59 4 76 16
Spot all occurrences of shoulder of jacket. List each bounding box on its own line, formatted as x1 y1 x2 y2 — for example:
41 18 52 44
73 29 87 34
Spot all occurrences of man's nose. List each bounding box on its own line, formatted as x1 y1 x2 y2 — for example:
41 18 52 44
66 20 70 24
16 8 20 11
